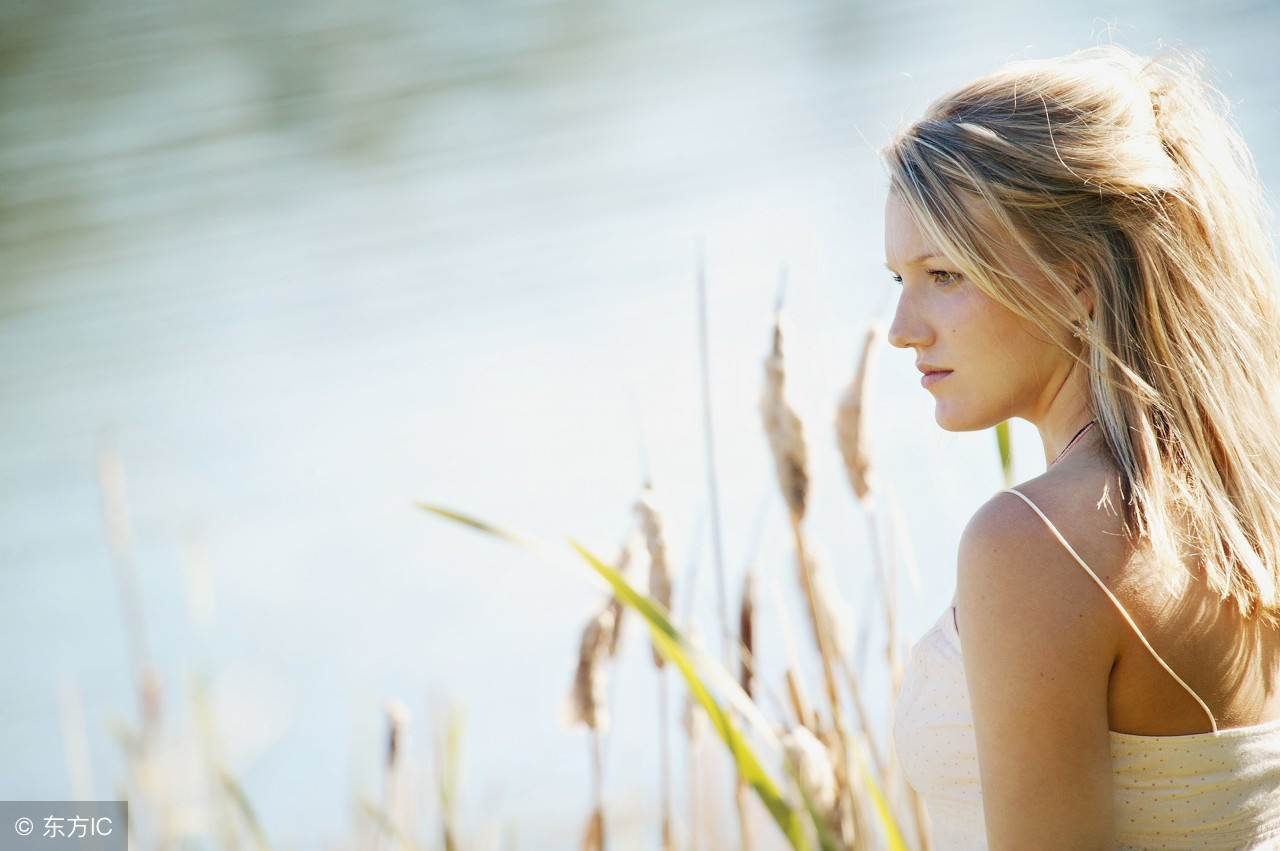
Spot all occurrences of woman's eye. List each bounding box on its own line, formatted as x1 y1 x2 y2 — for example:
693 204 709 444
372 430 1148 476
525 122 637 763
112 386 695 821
890 274 904 285
928 270 960 286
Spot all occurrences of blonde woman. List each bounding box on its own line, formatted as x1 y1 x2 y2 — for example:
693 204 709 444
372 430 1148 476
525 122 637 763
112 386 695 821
886 46 1280 849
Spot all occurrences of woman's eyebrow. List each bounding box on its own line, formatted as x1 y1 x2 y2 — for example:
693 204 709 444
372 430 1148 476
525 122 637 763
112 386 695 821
885 252 946 270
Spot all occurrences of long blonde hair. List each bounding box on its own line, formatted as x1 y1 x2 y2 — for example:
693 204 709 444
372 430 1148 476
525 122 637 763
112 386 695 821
882 45 1280 619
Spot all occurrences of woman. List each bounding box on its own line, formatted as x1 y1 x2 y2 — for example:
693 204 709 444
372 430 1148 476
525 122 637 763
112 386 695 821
886 46 1280 849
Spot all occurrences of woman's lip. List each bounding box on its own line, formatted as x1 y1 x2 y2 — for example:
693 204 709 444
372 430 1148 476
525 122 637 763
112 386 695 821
921 370 953 388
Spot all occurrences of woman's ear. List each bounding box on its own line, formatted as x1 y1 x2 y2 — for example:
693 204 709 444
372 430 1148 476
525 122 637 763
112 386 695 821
1068 270 1095 319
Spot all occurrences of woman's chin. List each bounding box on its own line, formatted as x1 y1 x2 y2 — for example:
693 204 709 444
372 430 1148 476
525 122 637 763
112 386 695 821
932 405 996 433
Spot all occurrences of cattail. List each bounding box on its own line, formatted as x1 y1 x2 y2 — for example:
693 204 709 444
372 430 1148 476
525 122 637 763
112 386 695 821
566 606 616 733
780 725 838 824
836 321 884 505
635 483 673 668
739 567 757 699
760 310 810 522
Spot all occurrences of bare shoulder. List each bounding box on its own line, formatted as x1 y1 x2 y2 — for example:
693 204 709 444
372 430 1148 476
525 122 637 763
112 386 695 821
955 474 1126 660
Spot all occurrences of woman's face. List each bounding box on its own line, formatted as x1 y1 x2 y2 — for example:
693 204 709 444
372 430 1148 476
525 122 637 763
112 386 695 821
883 192 1074 431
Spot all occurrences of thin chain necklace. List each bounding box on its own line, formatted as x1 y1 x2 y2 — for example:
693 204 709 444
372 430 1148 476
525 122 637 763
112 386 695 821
1050 420 1096 468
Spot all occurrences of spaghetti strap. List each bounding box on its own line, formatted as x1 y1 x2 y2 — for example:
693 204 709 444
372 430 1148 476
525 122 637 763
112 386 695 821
999 487 1219 733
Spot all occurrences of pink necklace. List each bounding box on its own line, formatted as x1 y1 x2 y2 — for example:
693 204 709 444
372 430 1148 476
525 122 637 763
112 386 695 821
1050 420 1096 467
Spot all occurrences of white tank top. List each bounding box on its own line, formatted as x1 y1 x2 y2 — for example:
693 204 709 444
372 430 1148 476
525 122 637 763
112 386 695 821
893 487 1280 850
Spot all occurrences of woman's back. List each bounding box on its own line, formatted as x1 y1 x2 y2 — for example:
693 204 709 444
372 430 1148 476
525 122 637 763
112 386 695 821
1024 439 1280 738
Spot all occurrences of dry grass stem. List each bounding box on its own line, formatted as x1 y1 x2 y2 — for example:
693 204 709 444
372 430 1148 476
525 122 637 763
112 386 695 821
788 520 857 845
784 668 818 733
757 305 853 808
582 805 604 851
788 521 842 725
695 244 733 671
682 692 703 851
838 657 885 779
760 309 810 523
581 725 607 851
769 580 818 731
659 675 676 851
805 547 854 660
835 321 884 506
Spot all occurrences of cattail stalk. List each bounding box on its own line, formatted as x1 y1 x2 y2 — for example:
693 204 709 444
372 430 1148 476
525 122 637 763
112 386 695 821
769 580 818 731
760 306 860 845
838 656 885 778
788 522 853 809
694 242 733 668
583 733 605 851
567 603 615 851
834 322 899 775
683 693 703 851
635 483 675 848
660 675 675 851
759 307 842 718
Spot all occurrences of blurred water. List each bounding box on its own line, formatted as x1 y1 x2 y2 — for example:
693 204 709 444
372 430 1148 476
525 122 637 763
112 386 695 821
2 0 1278 847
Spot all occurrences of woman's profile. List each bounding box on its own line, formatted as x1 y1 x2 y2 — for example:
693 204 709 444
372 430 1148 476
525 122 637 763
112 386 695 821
885 45 1280 848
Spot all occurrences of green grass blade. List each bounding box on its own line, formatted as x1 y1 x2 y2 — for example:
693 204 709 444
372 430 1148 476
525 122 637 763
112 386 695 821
417 501 606 589
420 503 814 850
995 420 1014 487
569 539 812 851
417 503 540 550
420 502 773 744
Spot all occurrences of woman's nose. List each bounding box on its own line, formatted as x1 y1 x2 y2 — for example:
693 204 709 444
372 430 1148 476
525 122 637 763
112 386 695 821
887 290 929 350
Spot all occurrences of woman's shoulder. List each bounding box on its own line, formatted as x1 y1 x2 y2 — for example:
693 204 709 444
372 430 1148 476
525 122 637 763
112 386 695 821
955 462 1130 658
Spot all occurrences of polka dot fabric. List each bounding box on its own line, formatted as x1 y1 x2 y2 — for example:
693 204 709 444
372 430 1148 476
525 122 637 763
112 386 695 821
895 603 1280 849
894 603 986 849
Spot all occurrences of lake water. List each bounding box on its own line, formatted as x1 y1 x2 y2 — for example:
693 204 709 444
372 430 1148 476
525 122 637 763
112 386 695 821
3 0 1278 847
